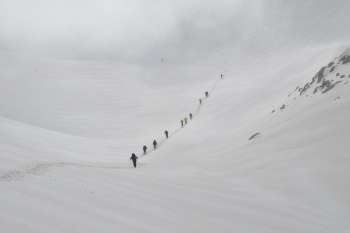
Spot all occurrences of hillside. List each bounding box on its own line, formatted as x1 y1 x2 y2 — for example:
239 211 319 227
1 1 350 232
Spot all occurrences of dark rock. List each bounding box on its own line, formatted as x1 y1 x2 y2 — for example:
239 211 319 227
336 73 340 76
327 61 334 67
295 86 299 91
271 110 275 114
300 82 312 95
322 81 342 94
288 93 292 97
342 55 350 64
280 104 286 110
314 79 331 94
330 66 335 73
249 133 261 140
340 75 345 78
322 80 331 87
316 66 326 83
298 88 302 92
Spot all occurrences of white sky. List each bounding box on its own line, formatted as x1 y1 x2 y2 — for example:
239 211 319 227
0 0 349 61
0 0 264 60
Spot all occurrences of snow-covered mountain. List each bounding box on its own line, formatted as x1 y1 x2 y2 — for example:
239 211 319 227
1 1 350 232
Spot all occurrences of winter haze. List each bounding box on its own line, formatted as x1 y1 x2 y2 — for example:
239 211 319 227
1 0 350 232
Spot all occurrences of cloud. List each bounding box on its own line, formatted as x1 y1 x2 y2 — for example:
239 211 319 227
0 0 265 60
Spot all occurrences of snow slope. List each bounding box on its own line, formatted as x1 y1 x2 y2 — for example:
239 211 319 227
1 1 350 232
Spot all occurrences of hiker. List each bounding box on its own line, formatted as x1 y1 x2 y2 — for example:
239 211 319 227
205 91 208 97
164 130 169 138
189 113 192 119
130 153 138 168
153 140 157 149
184 117 188 124
199 98 202 104
221 74 223 79
180 119 184 127
143 145 147 154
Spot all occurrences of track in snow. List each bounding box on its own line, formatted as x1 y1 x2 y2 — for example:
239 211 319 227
0 64 228 182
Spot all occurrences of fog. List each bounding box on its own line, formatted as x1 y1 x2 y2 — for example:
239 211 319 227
0 0 349 61
0 0 258 60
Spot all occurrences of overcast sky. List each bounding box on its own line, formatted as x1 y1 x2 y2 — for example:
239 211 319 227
0 0 349 61
0 0 265 60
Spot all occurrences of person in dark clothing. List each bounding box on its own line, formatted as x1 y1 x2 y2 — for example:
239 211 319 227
153 140 157 149
221 74 223 79
199 98 202 104
143 145 147 154
130 153 138 168
205 91 208 97
164 130 169 138
189 113 192 119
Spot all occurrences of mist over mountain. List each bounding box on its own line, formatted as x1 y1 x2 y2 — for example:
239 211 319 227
1 0 349 61
1 1 350 232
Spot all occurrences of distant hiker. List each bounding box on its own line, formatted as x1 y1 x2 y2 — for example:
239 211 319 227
205 91 208 97
143 145 147 154
189 113 192 119
130 153 138 168
181 119 184 127
164 130 169 138
184 117 188 124
153 140 157 149
199 98 202 104
221 74 223 79
162 59 163 63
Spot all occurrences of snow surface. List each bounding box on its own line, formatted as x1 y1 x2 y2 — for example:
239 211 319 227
1 1 350 232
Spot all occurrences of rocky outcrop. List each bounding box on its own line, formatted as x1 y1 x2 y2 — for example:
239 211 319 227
316 66 326 83
249 133 261 140
313 86 322 94
322 80 331 87
342 55 350 64
313 80 331 94
277 50 349 116
322 81 342 94
300 82 312 95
